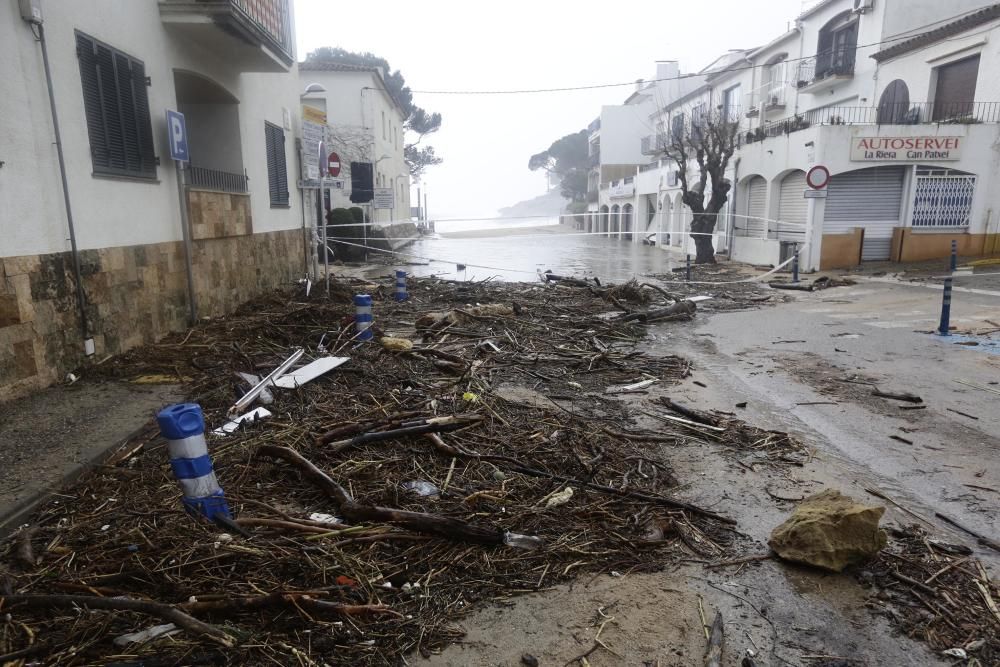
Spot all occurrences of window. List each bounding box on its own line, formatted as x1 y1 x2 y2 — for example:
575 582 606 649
264 122 289 206
394 126 398 149
75 31 156 178
816 12 858 78
764 57 787 107
722 85 741 122
670 113 685 142
382 111 386 139
933 55 979 121
912 167 975 228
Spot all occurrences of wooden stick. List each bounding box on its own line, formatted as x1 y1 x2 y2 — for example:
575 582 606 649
181 592 403 619
256 445 506 545
872 389 923 403
704 611 724 667
325 415 483 453
935 512 1000 553
2 594 234 647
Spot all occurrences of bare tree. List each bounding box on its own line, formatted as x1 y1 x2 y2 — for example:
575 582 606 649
662 109 741 264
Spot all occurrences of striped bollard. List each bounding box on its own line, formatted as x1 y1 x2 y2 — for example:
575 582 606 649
950 239 958 272
792 245 800 284
156 403 231 521
685 254 692 282
937 277 953 336
354 294 373 341
394 269 408 302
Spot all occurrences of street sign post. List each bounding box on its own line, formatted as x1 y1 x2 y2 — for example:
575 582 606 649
373 188 394 210
806 164 831 190
166 109 195 325
166 109 189 162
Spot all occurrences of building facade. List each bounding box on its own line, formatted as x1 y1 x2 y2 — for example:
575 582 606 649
601 0 1000 270
1 0 304 399
298 62 410 226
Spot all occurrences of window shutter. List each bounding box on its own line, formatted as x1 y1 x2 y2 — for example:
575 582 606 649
129 59 156 176
934 56 979 120
75 31 156 178
265 122 289 205
76 33 108 170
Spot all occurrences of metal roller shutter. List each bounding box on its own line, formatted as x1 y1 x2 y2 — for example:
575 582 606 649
745 176 767 236
778 171 808 242
825 167 905 261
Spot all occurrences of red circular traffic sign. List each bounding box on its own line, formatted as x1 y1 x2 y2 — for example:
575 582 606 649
806 165 830 189
327 151 341 177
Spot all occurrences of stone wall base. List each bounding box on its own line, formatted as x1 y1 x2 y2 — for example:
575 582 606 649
1 228 304 401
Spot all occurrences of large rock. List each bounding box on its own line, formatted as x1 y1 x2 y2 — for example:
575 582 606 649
768 489 887 572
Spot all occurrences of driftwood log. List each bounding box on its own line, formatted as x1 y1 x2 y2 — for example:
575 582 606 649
660 397 721 427
1 594 234 647
256 445 505 545
872 389 923 404
621 300 697 324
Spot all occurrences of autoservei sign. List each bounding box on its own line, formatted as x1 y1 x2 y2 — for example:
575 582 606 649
851 136 961 162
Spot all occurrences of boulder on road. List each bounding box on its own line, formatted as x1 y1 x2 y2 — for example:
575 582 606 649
768 489 887 572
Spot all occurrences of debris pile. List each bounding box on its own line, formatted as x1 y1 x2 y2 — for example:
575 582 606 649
646 264 792 312
0 276 762 664
860 525 999 664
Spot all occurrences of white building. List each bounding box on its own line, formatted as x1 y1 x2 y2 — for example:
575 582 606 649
1 0 302 398
600 0 1000 270
297 62 410 225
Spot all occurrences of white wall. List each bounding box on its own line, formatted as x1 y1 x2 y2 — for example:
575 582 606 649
1 1 302 257
599 102 653 165
302 69 410 223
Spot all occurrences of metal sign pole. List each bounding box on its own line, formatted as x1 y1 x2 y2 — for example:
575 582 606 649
175 161 197 325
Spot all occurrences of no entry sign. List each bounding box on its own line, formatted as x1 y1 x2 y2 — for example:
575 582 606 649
327 151 341 178
806 164 831 189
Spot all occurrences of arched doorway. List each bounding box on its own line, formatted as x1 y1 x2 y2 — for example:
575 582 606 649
173 70 245 189
599 205 610 235
660 196 671 246
611 204 621 237
622 203 634 240
877 80 910 124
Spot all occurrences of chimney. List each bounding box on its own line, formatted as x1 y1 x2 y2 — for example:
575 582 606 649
635 78 644 92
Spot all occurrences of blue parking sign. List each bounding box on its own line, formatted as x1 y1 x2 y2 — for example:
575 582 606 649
166 110 189 162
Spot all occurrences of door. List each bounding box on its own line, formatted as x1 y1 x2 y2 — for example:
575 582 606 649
745 176 767 236
825 167 905 261
777 171 808 243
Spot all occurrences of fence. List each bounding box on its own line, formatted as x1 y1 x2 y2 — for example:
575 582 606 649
187 165 249 194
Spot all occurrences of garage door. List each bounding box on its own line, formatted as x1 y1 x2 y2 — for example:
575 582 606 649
777 171 808 242
745 176 767 236
825 167 905 261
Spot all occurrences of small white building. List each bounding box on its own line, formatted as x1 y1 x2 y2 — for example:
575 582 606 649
1 0 303 398
297 62 411 226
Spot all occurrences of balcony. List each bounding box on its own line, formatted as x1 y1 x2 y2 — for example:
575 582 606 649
743 102 1000 146
608 177 634 199
588 151 600 168
641 133 669 156
159 0 294 72
795 48 855 94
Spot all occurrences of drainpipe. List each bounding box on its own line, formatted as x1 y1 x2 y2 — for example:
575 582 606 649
33 19 91 349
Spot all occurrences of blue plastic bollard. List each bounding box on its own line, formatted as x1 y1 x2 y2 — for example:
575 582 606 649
938 277 953 336
685 254 691 282
950 239 958 272
354 294 373 341
792 245 800 284
156 403 231 521
394 270 408 302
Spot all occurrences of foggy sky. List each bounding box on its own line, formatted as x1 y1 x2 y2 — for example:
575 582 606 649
295 0 814 219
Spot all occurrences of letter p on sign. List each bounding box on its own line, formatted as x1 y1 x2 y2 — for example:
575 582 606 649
166 110 189 162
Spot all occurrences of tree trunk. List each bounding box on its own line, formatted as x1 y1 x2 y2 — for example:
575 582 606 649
690 213 718 264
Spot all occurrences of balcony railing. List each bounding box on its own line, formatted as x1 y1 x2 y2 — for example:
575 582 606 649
188 165 249 194
795 47 856 89
744 102 999 145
